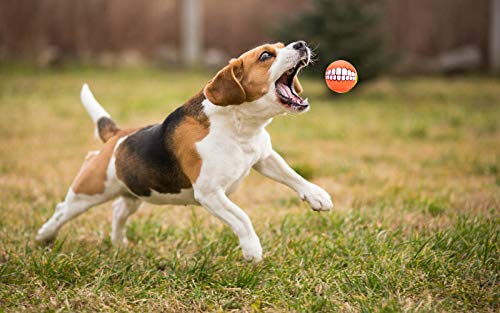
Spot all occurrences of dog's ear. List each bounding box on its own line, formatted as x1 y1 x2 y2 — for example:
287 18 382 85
204 59 246 106
293 76 303 94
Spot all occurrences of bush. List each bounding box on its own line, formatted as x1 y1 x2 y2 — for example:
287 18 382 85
277 0 389 81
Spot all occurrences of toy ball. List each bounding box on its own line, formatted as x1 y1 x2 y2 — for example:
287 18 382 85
324 60 358 93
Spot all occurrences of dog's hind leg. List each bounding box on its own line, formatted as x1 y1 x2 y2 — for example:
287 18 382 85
36 145 124 245
35 188 119 245
111 197 141 247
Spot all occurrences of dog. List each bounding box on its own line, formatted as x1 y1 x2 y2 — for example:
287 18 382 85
36 41 333 262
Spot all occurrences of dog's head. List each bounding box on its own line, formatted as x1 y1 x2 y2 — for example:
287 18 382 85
204 41 311 116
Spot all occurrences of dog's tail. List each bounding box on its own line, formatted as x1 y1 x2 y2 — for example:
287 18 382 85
80 84 120 143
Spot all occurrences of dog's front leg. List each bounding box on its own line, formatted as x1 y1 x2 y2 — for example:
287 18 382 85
194 188 262 262
254 150 333 211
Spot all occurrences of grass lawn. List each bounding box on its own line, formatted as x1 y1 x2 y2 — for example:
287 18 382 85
0 65 498 312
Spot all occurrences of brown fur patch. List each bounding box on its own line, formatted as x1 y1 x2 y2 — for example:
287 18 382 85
204 59 246 106
238 43 282 101
114 92 209 196
172 116 209 183
183 91 210 124
205 43 285 106
97 117 120 142
114 124 193 196
72 129 135 195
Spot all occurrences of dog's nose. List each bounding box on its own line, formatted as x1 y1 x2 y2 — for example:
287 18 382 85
293 41 307 51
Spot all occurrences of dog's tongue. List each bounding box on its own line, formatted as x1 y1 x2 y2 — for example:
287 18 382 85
277 81 303 104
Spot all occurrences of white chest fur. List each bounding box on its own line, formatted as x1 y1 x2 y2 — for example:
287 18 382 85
194 99 274 195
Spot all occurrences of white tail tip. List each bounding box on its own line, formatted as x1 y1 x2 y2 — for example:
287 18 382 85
80 83 111 124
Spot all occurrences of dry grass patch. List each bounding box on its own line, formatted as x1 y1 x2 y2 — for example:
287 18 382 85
0 66 498 312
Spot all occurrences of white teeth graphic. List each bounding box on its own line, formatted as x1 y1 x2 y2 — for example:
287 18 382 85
325 67 357 81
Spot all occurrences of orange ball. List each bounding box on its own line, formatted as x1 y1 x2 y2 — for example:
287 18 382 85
325 60 358 93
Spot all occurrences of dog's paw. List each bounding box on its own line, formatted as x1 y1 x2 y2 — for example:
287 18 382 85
298 183 334 212
35 228 57 246
111 236 129 248
240 235 263 263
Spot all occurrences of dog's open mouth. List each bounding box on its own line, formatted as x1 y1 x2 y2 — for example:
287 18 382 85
275 58 309 112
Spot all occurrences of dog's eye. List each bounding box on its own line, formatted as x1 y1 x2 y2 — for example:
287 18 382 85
259 51 274 61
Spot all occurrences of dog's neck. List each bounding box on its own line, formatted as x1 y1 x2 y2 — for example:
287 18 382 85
202 98 281 140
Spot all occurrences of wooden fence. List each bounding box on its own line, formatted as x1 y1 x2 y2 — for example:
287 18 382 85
0 0 491 65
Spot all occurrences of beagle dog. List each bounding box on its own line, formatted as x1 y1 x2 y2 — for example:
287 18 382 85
36 41 333 262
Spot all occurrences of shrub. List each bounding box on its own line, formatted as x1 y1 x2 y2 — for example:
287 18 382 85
277 0 389 81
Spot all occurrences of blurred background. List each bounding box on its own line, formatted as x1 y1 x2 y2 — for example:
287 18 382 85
1 0 498 78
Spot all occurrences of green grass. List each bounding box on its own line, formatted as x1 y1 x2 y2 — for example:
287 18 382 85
0 65 499 312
